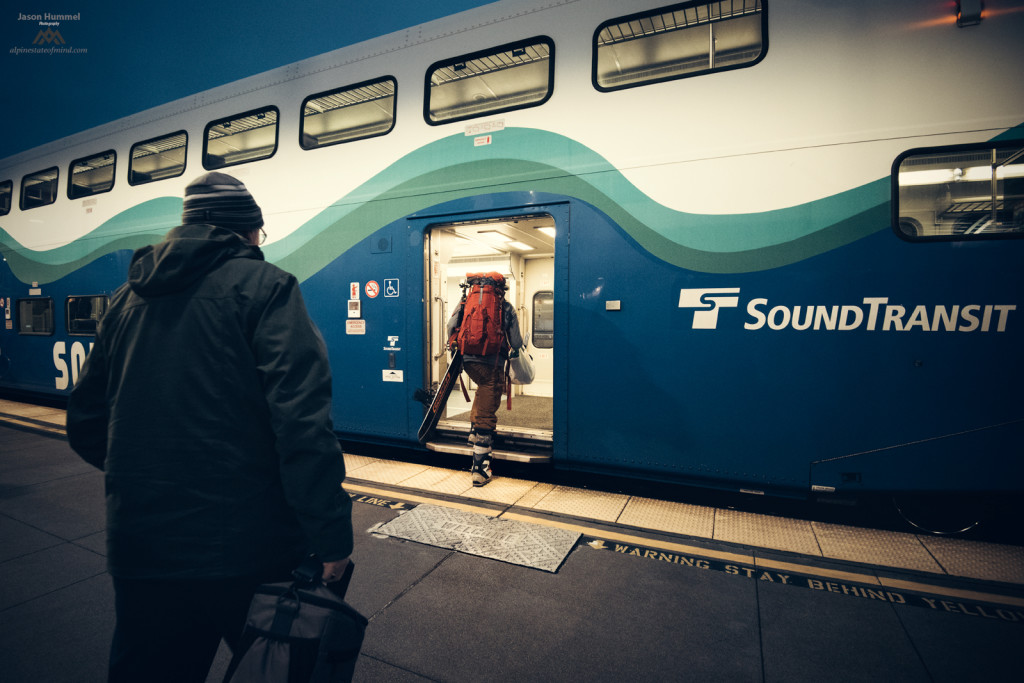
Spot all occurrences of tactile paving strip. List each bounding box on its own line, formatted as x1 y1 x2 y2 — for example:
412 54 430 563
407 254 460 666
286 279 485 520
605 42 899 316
462 477 544 506
401 467 473 496
811 522 941 573
0 399 65 424
342 454 380 473
715 508 821 556
349 459 430 485
617 496 716 538
918 536 1024 584
530 486 629 522
375 504 580 572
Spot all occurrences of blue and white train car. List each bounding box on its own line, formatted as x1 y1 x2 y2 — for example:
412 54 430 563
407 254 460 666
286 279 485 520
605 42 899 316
1 0 1022 499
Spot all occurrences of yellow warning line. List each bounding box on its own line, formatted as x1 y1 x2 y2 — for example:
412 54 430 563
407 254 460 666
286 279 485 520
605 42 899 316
509 513 1024 607
346 482 502 517
879 577 1024 608
350 482 1024 608
0 414 66 436
4 405 1023 609
500 510 754 565
756 558 886 586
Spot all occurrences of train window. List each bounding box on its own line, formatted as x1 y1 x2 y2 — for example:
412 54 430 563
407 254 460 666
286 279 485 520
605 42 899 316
425 37 554 125
301 77 397 149
594 0 767 91
68 151 116 200
17 298 54 336
532 290 554 349
0 180 11 216
894 143 1024 240
203 107 279 169
130 131 187 185
66 295 108 335
20 168 59 210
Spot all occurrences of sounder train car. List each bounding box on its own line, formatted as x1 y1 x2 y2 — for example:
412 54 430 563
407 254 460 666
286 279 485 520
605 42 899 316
1 0 1022 504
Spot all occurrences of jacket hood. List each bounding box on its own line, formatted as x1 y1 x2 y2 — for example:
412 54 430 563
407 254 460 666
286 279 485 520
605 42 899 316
128 223 264 297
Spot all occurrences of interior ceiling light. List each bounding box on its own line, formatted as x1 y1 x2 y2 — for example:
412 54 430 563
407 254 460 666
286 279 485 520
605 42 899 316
899 164 1024 186
507 241 533 251
477 229 510 242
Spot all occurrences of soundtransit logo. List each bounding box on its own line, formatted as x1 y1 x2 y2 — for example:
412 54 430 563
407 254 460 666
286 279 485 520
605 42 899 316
677 288 740 330
10 11 87 55
679 287 1017 333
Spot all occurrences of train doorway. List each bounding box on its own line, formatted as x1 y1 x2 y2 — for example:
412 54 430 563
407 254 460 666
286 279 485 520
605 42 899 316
423 213 556 462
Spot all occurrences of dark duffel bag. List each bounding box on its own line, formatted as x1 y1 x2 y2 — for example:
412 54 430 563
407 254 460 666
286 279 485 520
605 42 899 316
224 557 367 683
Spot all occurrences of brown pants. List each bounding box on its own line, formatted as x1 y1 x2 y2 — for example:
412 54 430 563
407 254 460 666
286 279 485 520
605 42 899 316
464 360 504 433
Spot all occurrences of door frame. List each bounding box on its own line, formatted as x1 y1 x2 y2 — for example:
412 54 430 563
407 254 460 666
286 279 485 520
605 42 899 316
411 201 569 460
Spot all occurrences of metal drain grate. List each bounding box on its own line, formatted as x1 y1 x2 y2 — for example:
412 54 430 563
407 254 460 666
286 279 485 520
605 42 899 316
375 504 580 572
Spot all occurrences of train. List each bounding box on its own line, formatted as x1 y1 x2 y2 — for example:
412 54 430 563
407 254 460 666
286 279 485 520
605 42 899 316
1 0 1022 504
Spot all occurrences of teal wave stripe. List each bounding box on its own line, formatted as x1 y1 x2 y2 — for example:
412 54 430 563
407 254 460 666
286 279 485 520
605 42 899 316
3 128 901 284
0 197 179 284
265 128 891 281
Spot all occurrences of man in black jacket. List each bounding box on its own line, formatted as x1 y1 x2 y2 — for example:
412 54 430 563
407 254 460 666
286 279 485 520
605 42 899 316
67 172 353 683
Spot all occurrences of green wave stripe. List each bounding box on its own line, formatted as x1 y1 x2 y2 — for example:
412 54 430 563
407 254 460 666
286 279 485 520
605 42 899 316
268 127 891 280
0 197 180 284
2 128 894 284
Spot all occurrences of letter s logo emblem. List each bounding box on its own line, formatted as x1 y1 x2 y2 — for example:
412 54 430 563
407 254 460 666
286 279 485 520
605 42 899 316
678 288 741 329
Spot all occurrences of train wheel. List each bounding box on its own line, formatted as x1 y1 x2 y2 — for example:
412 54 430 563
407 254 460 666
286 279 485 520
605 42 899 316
891 494 990 535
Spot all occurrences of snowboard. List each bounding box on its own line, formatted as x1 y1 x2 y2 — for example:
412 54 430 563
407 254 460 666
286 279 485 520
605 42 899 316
417 349 463 442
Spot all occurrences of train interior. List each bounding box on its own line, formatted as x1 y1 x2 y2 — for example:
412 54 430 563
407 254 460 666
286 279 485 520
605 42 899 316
425 215 555 462
897 145 1024 238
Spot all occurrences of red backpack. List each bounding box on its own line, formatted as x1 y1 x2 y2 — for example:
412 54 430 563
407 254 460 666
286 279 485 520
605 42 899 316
456 272 507 356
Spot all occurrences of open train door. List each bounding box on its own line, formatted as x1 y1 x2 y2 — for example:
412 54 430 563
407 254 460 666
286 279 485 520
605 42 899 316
420 209 562 464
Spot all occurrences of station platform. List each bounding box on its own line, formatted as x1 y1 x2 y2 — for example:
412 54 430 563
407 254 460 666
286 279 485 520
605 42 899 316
1 399 1023 681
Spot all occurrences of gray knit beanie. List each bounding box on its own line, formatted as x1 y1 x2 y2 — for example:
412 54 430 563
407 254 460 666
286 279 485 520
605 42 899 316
181 172 264 233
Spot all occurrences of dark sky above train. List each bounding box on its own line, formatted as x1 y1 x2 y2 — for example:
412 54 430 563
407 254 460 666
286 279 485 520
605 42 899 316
0 0 493 160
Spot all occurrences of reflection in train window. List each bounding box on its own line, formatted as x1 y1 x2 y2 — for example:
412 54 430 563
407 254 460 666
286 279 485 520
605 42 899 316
594 0 766 91
20 168 59 210
69 151 116 199
203 107 279 170
17 298 54 336
426 37 554 125
895 144 1024 240
301 77 396 149
130 131 188 185
67 295 109 336
0 180 11 216
532 291 554 349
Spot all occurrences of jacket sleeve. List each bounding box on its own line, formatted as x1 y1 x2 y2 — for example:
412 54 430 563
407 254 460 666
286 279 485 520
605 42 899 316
252 274 354 561
66 339 111 470
504 302 525 350
446 302 463 342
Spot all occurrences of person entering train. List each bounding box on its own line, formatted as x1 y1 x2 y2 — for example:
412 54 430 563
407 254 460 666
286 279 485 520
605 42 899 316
66 172 354 683
446 272 525 486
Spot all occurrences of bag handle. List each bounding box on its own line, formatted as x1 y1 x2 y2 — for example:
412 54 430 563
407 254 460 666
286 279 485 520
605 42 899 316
326 561 355 599
292 555 356 597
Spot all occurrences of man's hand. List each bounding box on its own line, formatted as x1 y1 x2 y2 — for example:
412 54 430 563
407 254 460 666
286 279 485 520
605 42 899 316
321 557 351 584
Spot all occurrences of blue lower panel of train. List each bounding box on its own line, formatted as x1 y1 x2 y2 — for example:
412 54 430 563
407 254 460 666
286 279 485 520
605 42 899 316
297 191 1022 495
